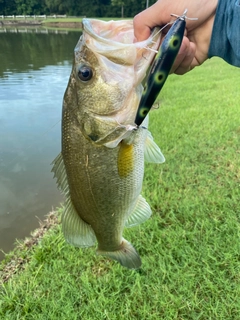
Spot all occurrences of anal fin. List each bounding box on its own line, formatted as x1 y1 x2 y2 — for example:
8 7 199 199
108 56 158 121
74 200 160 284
62 197 96 247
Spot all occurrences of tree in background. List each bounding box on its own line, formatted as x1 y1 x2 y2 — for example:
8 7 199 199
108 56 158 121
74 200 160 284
0 0 158 17
0 0 17 15
111 0 125 18
0 0 5 14
15 0 45 15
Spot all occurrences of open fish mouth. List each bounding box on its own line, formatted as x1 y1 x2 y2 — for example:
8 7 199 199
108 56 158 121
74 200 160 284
74 19 162 147
81 18 161 86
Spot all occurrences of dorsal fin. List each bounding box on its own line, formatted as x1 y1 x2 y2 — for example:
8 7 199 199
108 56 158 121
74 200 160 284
51 152 69 195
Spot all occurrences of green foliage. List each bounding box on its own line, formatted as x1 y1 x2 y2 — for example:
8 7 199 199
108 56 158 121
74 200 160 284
14 0 44 15
1 0 17 15
0 0 154 17
0 58 240 319
44 0 76 14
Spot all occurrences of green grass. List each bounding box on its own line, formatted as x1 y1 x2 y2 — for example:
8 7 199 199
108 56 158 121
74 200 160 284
0 58 240 319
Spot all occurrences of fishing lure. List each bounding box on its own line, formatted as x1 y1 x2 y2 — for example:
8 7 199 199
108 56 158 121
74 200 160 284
135 9 188 126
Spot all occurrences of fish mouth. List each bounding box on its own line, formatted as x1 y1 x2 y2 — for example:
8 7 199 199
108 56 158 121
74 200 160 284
82 19 161 84
77 19 162 148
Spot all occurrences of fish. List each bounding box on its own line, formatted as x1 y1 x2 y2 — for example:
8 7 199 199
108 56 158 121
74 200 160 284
52 18 165 269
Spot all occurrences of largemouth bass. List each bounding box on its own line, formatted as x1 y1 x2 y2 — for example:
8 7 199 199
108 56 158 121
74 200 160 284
52 19 165 269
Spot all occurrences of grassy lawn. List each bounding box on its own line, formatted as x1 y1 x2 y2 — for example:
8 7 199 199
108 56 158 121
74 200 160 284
0 58 239 319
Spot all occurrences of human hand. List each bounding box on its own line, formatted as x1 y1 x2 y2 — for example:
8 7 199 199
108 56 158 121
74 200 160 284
133 0 218 74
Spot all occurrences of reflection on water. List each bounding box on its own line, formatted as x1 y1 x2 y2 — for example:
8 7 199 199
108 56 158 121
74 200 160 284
0 28 80 260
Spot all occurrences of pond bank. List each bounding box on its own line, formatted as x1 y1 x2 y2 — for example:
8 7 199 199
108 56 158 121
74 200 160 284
0 210 61 284
0 20 42 26
0 19 82 29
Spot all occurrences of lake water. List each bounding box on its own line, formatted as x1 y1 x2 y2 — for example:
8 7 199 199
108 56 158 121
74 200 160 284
0 27 81 260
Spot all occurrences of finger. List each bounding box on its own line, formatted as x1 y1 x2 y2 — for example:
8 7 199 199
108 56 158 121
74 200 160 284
133 21 151 42
133 3 169 41
174 54 194 75
133 1 198 42
172 41 196 75
133 14 154 41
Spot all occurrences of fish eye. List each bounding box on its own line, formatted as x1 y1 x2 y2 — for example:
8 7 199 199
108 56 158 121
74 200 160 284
77 65 93 82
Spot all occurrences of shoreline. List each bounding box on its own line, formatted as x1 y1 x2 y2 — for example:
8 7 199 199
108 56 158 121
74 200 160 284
0 210 61 284
0 19 82 29
0 18 81 280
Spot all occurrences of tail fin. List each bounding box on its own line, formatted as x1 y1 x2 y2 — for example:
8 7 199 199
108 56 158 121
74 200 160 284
97 239 141 269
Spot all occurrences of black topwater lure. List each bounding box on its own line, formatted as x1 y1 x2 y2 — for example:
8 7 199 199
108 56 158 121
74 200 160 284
135 9 188 126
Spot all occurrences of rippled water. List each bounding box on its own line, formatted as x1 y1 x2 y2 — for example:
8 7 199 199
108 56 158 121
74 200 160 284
0 28 80 260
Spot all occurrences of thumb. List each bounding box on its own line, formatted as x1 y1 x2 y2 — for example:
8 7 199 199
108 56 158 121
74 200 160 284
133 3 172 41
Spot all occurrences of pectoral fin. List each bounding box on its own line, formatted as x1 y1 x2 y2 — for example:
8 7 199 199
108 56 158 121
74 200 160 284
125 195 152 228
144 131 165 163
62 197 96 247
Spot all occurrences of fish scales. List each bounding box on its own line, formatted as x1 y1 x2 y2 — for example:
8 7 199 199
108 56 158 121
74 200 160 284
52 19 165 269
62 101 146 248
